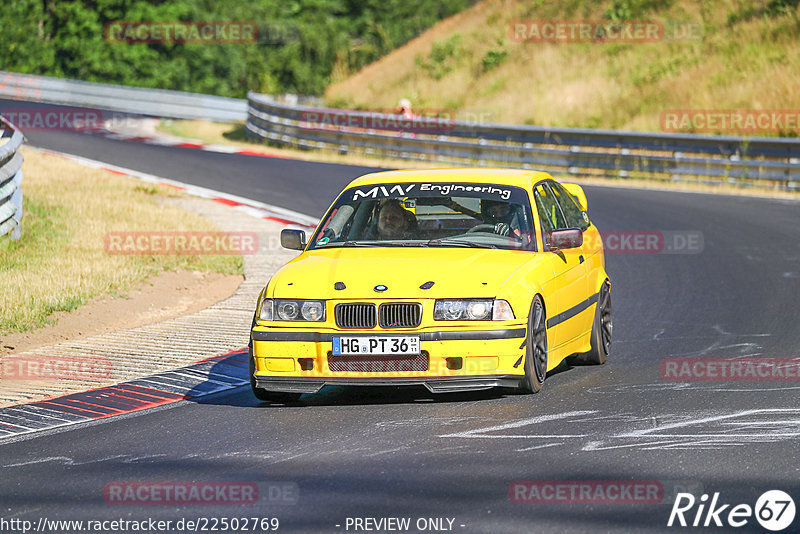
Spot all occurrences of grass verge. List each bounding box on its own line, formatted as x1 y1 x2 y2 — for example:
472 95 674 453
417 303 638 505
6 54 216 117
0 147 242 334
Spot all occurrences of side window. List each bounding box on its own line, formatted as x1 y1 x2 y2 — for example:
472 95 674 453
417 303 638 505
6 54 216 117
534 184 566 230
549 182 589 231
534 184 566 248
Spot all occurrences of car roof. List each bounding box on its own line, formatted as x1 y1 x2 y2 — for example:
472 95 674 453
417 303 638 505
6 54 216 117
345 168 554 189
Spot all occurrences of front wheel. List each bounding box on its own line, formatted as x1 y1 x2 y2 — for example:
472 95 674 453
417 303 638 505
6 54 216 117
519 295 548 394
249 343 302 403
569 280 612 365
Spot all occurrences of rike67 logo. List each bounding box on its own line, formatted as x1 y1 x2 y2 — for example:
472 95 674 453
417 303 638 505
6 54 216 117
668 490 795 531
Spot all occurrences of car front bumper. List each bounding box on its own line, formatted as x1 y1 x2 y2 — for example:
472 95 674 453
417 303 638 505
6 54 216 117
253 374 524 394
251 326 528 393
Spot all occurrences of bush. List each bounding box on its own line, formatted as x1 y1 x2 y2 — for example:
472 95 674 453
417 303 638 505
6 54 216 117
416 34 463 79
481 46 507 72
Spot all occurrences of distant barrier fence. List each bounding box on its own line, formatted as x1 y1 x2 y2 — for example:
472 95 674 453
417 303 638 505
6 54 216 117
0 71 247 122
246 92 800 191
1 72 798 190
0 116 23 240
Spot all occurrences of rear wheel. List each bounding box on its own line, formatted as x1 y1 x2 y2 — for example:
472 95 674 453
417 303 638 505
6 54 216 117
249 342 302 403
569 280 612 365
519 295 547 394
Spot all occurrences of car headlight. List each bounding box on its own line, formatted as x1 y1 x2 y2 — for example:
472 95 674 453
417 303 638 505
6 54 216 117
434 299 515 321
300 301 325 321
258 299 326 322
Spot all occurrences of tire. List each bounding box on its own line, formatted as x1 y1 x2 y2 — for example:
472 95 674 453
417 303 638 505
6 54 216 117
519 295 548 394
249 342 302 404
569 280 612 365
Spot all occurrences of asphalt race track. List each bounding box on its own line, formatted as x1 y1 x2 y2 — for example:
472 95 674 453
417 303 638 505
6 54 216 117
2 98 800 533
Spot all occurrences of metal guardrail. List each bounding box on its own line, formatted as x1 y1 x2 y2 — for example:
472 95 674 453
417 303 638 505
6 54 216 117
246 92 800 190
0 116 24 240
0 71 247 122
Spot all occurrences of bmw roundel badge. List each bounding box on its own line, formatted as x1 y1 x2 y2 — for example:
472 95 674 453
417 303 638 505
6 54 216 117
374 284 388 292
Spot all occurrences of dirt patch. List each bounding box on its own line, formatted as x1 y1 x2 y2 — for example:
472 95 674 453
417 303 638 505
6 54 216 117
0 269 242 357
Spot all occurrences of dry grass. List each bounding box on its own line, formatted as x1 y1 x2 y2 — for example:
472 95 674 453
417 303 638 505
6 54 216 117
0 148 242 334
325 0 800 132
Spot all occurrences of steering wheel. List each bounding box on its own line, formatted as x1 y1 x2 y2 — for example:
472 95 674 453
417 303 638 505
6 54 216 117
466 224 497 234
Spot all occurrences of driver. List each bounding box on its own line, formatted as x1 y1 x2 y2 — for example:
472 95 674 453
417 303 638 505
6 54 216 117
375 199 416 239
481 199 519 237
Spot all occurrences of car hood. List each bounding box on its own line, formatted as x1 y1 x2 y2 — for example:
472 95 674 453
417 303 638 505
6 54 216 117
269 247 541 299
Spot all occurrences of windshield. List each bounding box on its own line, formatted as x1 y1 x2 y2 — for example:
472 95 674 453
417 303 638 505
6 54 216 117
308 182 536 251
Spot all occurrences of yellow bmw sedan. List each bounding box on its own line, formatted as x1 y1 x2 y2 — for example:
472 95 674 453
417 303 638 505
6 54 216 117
249 169 611 402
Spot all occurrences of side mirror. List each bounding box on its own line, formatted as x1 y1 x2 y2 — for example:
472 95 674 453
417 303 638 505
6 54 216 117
561 183 588 211
281 229 306 250
549 228 583 251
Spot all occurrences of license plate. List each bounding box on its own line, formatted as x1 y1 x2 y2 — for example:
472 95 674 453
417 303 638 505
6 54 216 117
332 336 420 356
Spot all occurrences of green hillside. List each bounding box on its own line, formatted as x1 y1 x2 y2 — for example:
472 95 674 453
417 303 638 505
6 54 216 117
326 0 800 134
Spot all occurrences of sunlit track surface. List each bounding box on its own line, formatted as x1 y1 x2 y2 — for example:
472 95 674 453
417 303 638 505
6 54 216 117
2 98 800 533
